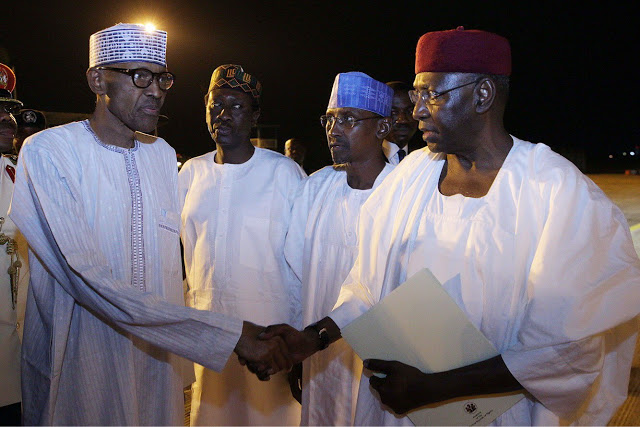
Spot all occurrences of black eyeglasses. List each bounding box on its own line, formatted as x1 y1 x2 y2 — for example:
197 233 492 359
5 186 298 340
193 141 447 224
96 67 176 90
0 103 21 115
408 79 480 105
320 114 380 129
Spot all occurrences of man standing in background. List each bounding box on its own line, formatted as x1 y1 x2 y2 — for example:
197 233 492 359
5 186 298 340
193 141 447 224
179 64 304 426
0 62 28 427
382 81 419 164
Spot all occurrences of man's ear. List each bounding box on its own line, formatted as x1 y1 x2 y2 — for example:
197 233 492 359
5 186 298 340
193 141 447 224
86 68 106 95
474 78 496 114
377 117 391 140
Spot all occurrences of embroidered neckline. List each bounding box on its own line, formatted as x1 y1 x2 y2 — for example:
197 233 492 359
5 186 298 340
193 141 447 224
82 120 140 152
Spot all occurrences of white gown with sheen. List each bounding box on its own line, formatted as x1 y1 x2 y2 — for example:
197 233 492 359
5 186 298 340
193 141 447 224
331 137 640 426
180 147 305 426
285 164 393 425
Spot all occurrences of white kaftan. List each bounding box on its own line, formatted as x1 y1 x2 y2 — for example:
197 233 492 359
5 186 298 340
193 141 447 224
0 154 29 408
179 147 305 426
9 121 243 426
330 137 640 426
285 164 393 425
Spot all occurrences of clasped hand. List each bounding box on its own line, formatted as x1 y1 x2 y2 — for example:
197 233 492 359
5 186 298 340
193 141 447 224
234 322 318 381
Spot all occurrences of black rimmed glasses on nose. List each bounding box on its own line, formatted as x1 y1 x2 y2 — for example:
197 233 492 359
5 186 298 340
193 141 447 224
320 114 380 129
408 79 480 105
96 67 176 90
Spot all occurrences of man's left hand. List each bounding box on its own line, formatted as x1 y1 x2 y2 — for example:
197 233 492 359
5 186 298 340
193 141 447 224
365 359 437 414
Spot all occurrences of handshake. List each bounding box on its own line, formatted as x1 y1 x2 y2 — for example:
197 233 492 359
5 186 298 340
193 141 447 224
233 319 337 381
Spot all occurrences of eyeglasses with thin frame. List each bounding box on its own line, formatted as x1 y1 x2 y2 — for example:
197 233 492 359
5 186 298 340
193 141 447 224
0 103 21 115
320 114 380 129
408 79 480 105
96 67 176 91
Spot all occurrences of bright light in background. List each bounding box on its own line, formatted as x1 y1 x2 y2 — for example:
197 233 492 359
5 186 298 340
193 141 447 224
631 152 636 156
144 22 156 31
609 155 614 159
623 152 627 156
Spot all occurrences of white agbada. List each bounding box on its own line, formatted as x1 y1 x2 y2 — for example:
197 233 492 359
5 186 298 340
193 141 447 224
180 147 305 426
285 164 393 425
330 137 640 426
0 154 29 408
9 121 243 426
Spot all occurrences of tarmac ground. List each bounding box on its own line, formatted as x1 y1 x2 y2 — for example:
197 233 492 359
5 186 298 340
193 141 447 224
588 174 640 426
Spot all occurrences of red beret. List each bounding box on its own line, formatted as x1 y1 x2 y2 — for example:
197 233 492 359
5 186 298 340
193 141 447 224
415 26 511 76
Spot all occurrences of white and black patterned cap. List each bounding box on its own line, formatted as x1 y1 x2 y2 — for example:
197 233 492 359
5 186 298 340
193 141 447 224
89 23 167 68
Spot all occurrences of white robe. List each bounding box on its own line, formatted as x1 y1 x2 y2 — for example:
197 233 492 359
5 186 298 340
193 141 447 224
285 164 394 426
330 137 640 426
0 154 29 408
179 147 305 426
9 121 243 425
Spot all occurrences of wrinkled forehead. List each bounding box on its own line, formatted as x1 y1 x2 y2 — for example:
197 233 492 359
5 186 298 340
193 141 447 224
208 87 254 104
325 107 370 117
105 61 168 73
413 72 466 89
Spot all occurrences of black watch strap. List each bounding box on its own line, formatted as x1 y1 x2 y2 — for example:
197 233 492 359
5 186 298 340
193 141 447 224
305 322 330 350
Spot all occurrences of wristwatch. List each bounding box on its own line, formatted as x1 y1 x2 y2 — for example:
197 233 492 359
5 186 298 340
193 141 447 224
305 322 330 350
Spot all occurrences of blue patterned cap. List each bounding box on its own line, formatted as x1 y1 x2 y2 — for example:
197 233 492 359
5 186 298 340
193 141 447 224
89 23 167 68
327 72 393 117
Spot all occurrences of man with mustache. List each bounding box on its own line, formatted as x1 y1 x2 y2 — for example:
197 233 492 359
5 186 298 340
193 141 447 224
179 64 305 426
9 26 291 425
284 71 394 425
382 81 419 164
263 27 640 425
0 62 29 426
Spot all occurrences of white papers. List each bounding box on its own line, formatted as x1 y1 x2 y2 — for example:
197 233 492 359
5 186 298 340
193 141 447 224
341 268 525 426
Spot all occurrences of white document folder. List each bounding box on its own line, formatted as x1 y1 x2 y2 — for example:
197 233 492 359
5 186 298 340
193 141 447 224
341 268 525 426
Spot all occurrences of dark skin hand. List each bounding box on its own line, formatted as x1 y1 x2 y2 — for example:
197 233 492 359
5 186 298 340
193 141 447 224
365 355 523 415
234 321 293 381
259 317 342 365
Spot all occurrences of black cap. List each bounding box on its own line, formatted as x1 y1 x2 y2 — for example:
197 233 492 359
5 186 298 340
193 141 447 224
0 88 23 107
16 109 47 129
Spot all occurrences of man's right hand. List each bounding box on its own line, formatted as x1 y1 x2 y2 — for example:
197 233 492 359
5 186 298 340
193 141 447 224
234 321 293 381
259 323 320 364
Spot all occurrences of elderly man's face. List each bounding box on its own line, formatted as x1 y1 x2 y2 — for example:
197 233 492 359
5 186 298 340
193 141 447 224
412 72 478 155
101 61 168 133
206 88 259 147
0 103 17 153
324 107 386 166
388 91 418 147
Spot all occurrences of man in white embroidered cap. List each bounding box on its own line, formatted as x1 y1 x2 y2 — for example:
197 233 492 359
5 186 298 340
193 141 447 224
9 23 293 426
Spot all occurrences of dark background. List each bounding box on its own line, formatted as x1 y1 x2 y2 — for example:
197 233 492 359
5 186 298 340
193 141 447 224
3 1 638 173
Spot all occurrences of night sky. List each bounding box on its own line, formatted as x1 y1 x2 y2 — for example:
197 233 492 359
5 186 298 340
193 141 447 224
3 1 637 172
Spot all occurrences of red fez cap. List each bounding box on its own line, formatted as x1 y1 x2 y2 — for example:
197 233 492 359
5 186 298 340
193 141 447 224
415 26 511 76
